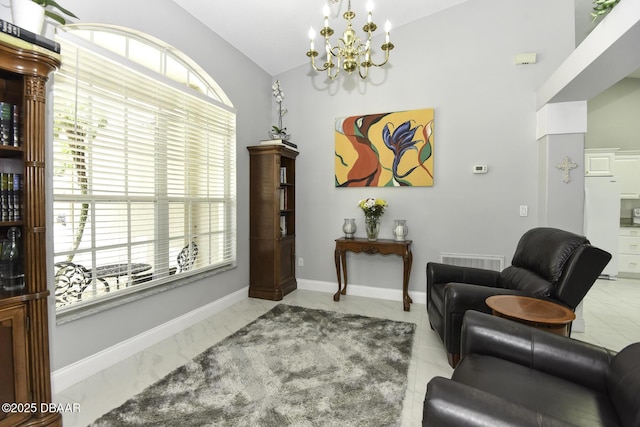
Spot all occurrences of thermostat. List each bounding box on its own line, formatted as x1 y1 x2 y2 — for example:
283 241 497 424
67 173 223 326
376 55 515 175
473 165 488 174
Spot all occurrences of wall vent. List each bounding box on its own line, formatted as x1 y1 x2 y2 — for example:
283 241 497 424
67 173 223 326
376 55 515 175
440 253 505 272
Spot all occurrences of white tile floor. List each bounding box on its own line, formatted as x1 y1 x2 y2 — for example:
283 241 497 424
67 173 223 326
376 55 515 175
54 277 640 427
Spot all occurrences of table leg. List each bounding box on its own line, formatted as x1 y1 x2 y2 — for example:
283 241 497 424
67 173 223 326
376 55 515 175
334 249 342 302
340 251 348 296
402 250 413 311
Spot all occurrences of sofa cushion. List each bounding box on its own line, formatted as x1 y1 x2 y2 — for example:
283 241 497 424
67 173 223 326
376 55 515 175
606 343 640 427
511 227 588 283
453 353 621 426
499 265 554 296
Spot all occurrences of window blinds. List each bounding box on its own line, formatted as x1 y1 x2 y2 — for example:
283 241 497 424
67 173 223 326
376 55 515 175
52 29 236 309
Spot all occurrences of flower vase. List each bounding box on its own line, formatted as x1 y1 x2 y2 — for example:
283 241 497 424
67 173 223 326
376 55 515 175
393 220 408 241
365 218 380 241
342 218 356 239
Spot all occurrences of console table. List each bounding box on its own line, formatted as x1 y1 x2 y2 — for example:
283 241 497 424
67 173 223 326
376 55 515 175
334 238 413 311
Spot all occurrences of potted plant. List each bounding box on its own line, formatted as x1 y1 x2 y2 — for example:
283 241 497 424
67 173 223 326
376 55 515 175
11 0 77 34
32 0 78 25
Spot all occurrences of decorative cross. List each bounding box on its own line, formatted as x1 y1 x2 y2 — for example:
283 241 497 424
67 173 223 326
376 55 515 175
555 156 578 183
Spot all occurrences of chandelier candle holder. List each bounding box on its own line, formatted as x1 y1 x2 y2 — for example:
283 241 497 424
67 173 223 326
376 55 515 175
306 0 394 80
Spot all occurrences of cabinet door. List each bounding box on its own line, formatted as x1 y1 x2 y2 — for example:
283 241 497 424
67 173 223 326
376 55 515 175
0 305 30 426
585 151 615 176
615 156 640 199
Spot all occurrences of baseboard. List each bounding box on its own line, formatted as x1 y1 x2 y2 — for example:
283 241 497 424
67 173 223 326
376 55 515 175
51 286 249 394
297 279 426 307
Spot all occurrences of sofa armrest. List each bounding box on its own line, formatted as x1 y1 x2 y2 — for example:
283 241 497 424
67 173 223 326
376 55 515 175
427 262 501 289
460 311 616 392
444 283 527 314
423 377 569 427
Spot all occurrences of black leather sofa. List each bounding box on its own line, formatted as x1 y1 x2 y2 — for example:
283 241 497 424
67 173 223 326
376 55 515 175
423 311 640 426
427 227 611 366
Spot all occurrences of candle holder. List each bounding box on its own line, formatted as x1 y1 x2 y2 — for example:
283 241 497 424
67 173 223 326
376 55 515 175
342 218 356 239
393 220 408 241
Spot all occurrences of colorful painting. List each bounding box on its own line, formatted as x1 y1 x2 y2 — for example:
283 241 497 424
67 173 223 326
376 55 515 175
335 108 434 187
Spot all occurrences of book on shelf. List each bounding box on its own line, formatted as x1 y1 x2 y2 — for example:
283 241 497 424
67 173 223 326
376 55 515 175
0 173 23 222
260 139 298 151
280 166 287 184
0 19 61 53
0 103 21 147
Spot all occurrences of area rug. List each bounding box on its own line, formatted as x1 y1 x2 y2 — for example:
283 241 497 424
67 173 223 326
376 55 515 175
90 304 416 426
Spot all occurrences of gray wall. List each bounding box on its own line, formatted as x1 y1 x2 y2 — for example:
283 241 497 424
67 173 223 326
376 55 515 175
47 0 578 369
278 0 575 292
586 77 640 150
48 0 271 369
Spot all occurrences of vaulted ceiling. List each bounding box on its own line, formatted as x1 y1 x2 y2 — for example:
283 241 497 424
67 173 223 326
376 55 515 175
171 0 469 75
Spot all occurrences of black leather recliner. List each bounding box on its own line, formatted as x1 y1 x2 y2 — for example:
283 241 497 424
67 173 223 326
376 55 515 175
423 311 640 426
426 227 611 367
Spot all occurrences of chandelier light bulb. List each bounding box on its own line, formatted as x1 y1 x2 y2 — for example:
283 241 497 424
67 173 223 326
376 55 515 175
366 0 374 12
309 27 315 51
384 20 391 32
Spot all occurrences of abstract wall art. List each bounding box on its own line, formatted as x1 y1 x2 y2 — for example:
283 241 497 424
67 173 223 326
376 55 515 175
335 108 434 187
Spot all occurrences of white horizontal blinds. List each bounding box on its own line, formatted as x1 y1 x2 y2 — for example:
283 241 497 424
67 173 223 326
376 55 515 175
52 28 236 308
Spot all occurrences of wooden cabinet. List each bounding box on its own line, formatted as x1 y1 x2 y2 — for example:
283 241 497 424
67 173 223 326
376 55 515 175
0 36 61 426
619 227 640 277
614 154 640 199
247 145 298 300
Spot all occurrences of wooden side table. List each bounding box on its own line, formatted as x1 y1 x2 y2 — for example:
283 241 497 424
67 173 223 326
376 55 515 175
334 238 413 311
485 295 575 336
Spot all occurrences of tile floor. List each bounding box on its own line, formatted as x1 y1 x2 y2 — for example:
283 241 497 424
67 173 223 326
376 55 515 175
54 277 640 427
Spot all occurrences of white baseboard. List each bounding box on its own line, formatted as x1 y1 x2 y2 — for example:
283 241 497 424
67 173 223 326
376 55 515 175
52 281 426 394
51 286 249 394
297 279 426 307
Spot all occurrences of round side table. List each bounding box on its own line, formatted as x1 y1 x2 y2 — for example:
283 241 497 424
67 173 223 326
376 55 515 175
485 295 575 336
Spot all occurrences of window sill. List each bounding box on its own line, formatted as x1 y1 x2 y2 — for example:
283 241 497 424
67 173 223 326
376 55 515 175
55 263 236 325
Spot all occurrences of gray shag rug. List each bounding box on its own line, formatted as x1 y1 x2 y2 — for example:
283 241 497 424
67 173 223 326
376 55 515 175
90 304 416 426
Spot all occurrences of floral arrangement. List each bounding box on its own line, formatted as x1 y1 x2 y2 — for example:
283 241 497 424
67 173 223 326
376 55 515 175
358 198 387 221
269 80 291 140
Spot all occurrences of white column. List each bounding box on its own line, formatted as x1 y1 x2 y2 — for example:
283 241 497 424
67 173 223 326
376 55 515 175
537 101 588 332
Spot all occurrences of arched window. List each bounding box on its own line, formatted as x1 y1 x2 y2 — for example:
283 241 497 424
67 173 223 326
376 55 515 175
52 25 236 316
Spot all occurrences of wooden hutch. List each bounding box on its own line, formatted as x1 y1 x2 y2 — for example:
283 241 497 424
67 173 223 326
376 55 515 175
0 34 61 427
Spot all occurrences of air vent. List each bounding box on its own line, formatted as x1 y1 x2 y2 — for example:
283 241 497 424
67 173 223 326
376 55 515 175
440 253 505 272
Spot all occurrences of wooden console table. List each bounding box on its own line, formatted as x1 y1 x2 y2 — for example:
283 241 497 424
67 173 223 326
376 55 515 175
334 238 413 311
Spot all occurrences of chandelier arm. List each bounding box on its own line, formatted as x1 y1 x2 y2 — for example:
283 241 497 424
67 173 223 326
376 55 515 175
368 43 394 67
307 50 331 72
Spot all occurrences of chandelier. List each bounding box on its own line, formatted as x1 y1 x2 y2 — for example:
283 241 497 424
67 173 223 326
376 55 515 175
306 0 394 80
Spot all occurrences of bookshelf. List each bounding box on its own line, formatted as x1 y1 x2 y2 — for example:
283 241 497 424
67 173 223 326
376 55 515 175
0 35 61 427
247 144 298 300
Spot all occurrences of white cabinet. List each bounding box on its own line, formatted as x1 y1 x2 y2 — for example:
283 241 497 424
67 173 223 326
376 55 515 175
614 154 640 199
585 149 616 176
619 227 640 275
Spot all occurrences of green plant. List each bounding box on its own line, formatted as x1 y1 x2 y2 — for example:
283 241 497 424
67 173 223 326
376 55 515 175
31 0 78 25
591 0 620 21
